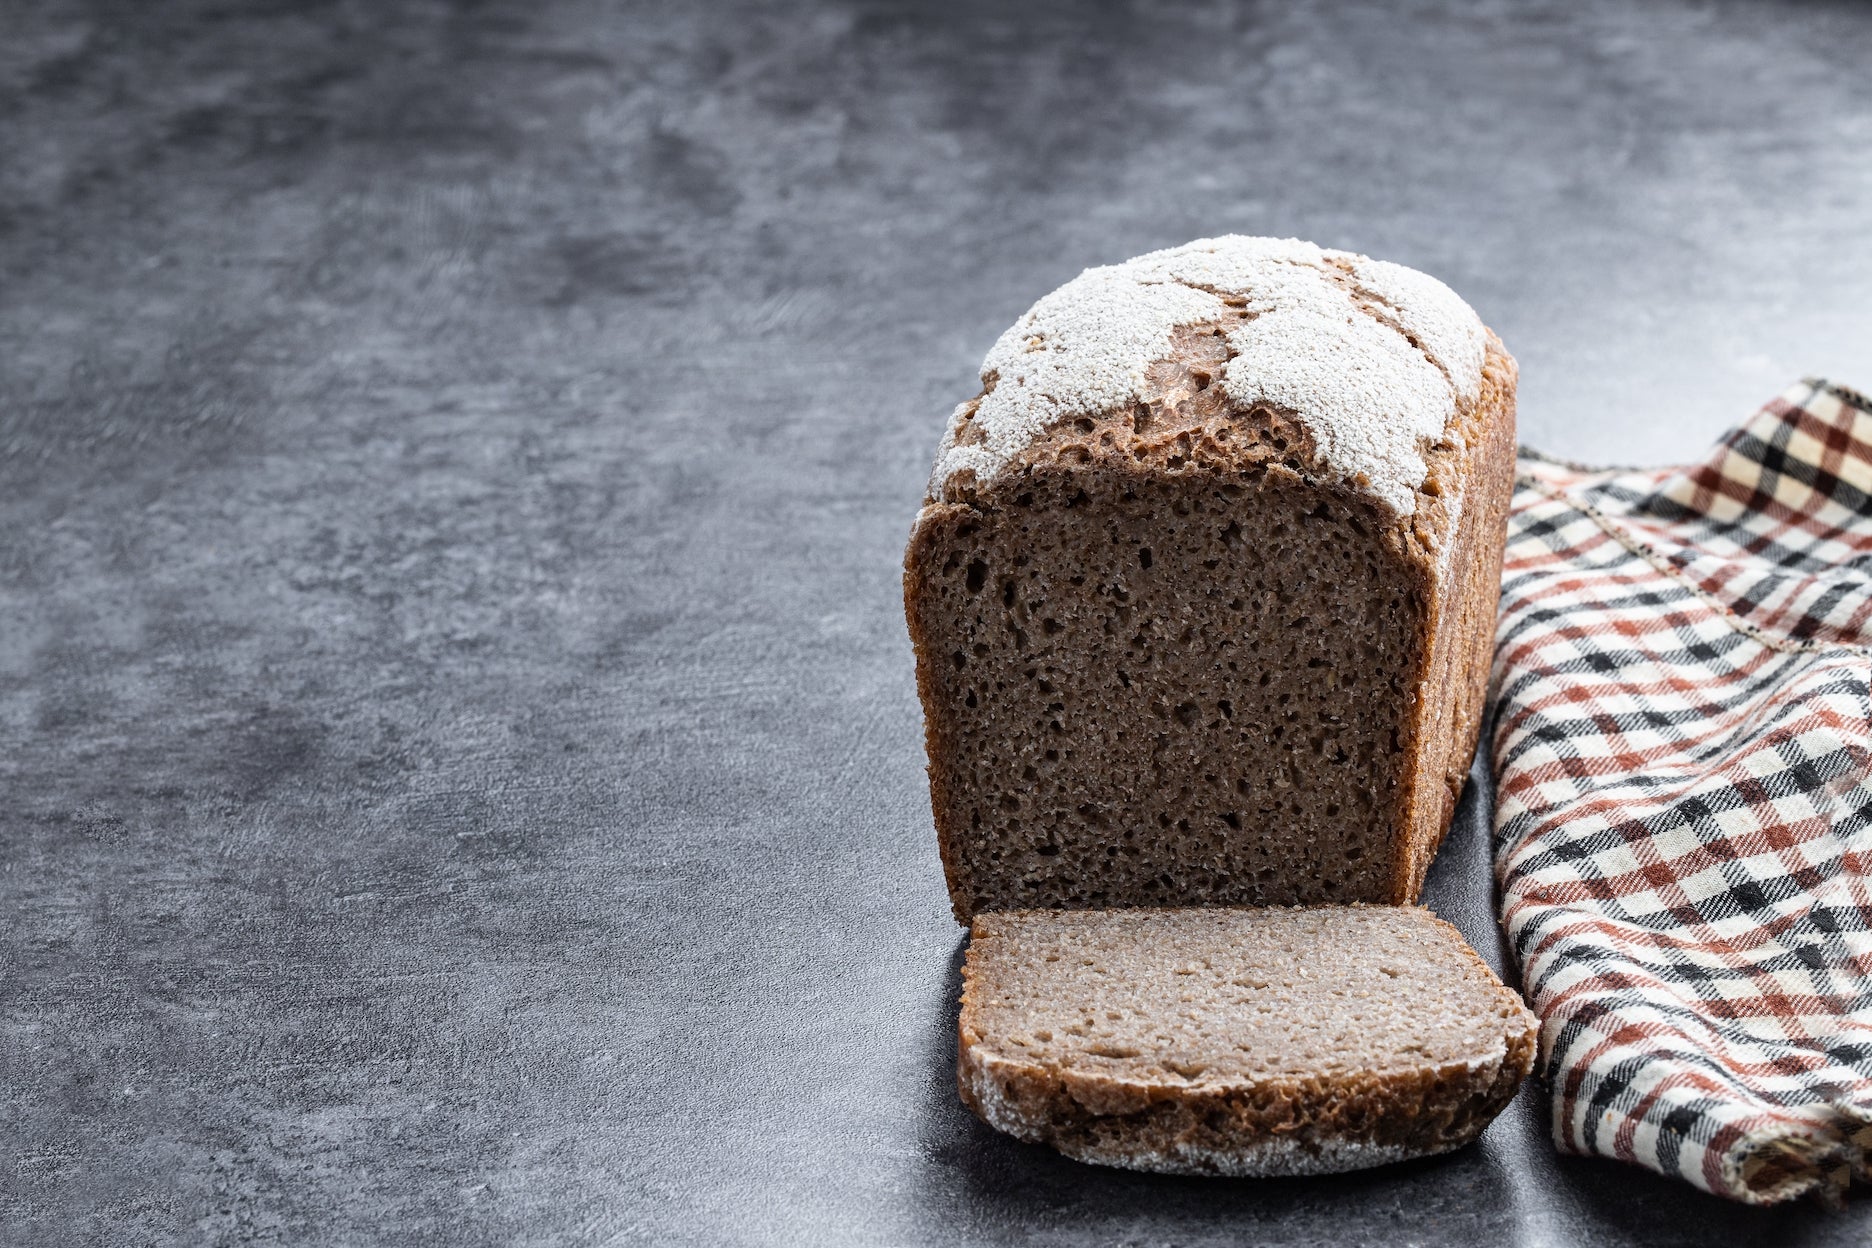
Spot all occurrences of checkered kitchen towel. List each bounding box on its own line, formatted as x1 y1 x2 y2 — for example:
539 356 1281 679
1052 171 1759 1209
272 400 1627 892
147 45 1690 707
1492 378 1872 1203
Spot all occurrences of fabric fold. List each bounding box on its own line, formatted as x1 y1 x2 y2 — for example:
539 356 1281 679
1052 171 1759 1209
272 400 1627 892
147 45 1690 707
1491 378 1872 1203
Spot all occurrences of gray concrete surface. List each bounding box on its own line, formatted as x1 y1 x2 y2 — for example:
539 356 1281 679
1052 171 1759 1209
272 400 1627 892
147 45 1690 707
2 0 1869 1243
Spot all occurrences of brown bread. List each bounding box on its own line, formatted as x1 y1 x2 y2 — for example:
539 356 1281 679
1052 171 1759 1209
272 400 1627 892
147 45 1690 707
959 905 1538 1175
905 236 1517 921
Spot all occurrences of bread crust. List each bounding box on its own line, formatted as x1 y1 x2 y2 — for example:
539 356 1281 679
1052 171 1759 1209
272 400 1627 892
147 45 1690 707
904 502 977 918
957 906 1537 1175
1386 334 1520 901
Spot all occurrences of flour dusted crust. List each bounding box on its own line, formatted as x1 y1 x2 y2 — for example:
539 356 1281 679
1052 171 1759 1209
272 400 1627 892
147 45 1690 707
930 236 1488 518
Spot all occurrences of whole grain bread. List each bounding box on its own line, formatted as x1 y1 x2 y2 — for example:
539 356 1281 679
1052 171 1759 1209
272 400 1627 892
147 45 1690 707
905 236 1518 921
959 905 1537 1175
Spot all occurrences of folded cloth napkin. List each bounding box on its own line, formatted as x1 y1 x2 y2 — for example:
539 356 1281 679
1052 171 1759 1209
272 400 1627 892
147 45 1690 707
1492 377 1872 1204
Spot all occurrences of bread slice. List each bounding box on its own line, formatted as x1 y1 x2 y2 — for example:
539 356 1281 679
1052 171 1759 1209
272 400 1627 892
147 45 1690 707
958 905 1537 1175
904 236 1517 921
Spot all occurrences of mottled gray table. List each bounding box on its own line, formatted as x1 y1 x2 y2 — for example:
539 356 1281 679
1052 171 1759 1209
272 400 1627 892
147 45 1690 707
4 1 1871 1244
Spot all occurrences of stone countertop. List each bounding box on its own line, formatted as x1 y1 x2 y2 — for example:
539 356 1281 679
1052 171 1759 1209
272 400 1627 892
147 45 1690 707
3 1 1869 1243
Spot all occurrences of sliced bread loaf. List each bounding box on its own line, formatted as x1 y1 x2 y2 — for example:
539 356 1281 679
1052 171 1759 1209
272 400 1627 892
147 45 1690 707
959 905 1537 1175
904 235 1518 921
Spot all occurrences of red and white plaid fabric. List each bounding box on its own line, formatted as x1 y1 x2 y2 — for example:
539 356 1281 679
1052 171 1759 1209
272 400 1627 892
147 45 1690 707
1491 378 1872 1204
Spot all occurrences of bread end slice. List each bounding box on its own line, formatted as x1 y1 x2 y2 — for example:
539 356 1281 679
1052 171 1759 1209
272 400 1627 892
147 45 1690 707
957 905 1536 1176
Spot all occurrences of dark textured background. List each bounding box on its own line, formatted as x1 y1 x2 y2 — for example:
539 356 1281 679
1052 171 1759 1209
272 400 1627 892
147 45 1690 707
3 1 1870 1243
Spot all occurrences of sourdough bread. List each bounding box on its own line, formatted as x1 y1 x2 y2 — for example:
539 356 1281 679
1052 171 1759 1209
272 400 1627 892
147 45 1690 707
959 905 1537 1175
905 235 1517 921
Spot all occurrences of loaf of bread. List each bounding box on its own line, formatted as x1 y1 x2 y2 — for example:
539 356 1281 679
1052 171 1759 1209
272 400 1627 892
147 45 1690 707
905 236 1517 921
959 905 1537 1175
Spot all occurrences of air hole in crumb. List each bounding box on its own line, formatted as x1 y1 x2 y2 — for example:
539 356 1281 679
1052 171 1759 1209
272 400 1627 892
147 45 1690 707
1220 812 1241 830
1138 547 1153 570
1086 1043 1140 1059
964 560 987 592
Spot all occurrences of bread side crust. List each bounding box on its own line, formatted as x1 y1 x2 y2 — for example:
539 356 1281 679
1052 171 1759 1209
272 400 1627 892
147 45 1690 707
1386 333 1520 901
957 908 1538 1175
957 1045 1527 1176
904 501 981 921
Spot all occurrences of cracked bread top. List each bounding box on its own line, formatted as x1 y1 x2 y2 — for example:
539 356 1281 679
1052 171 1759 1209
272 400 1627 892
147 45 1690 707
928 236 1488 519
